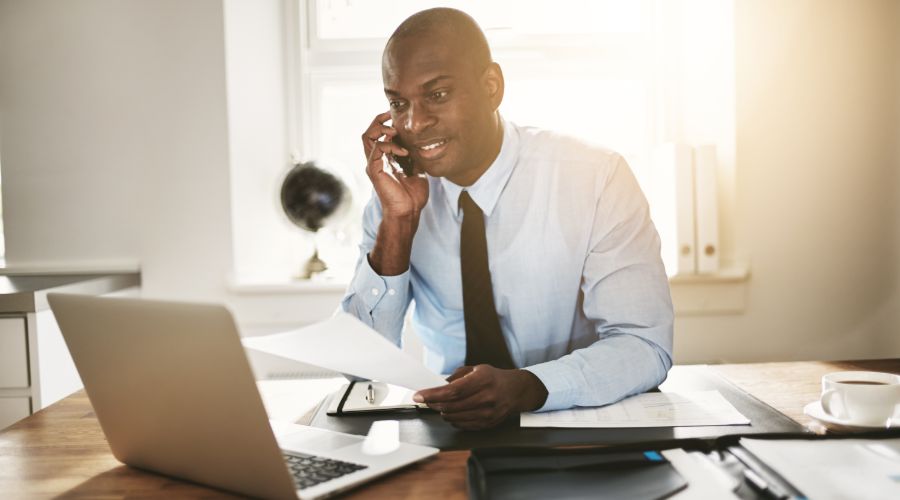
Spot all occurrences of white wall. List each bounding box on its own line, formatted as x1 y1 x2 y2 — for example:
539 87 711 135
0 0 234 301
1 0 898 363
224 0 313 285
675 0 900 363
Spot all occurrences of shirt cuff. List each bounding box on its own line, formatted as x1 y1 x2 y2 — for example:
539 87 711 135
349 254 410 314
523 361 578 412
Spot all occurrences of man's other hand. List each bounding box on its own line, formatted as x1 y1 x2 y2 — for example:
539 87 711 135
412 365 549 430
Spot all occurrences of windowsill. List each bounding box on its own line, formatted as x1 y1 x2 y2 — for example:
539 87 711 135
228 263 752 316
668 264 750 284
669 263 751 315
0 260 141 276
227 278 348 295
226 267 354 295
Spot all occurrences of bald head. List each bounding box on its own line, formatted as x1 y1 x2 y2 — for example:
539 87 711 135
385 8 492 76
379 8 504 186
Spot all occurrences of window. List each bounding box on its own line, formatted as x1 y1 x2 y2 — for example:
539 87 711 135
231 0 735 283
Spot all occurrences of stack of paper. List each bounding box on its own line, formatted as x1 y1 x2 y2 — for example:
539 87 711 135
520 390 750 428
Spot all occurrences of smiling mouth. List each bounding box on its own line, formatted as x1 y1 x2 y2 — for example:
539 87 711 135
416 138 449 160
420 139 446 150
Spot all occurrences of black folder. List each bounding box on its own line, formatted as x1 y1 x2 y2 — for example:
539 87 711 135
468 447 688 500
309 366 806 450
466 429 900 500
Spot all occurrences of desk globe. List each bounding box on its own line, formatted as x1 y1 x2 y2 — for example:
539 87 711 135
280 161 352 279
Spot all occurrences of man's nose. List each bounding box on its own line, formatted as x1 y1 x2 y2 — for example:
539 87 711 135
403 103 436 135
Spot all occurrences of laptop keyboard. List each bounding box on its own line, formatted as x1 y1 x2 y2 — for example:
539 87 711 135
284 452 368 490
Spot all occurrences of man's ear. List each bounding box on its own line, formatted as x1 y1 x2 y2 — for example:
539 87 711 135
482 62 504 111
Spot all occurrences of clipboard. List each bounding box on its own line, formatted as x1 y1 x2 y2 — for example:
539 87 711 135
325 381 431 416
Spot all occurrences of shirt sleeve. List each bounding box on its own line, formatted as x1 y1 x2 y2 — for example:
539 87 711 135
339 194 413 347
524 154 674 411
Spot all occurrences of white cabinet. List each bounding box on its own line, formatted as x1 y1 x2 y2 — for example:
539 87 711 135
0 397 30 430
0 273 140 430
0 318 29 388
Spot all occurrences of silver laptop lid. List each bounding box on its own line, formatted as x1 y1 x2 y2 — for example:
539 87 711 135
48 293 298 499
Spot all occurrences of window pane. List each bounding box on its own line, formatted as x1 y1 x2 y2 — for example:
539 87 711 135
501 77 650 163
313 76 384 205
313 0 644 40
310 76 385 274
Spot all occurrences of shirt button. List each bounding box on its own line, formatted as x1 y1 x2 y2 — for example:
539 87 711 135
388 289 396 296
371 288 379 296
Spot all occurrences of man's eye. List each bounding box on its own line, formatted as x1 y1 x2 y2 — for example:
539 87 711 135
430 90 448 101
389 100 406 110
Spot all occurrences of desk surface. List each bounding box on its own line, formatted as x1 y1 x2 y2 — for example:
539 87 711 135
1 359 897 499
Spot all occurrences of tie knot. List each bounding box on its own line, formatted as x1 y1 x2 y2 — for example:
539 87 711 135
459 191 481 216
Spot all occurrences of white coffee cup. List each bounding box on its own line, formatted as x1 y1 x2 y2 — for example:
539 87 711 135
820 371 900 426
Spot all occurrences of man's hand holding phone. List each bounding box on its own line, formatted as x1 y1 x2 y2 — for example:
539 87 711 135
361 111 429 276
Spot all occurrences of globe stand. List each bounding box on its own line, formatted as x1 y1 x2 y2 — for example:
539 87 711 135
300 243 328 279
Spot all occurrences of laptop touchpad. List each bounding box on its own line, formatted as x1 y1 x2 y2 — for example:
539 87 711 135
277 426 362 453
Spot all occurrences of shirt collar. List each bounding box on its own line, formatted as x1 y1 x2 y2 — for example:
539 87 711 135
440 117 520 218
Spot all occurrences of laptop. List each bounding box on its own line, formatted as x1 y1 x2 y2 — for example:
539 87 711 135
47 293 438 499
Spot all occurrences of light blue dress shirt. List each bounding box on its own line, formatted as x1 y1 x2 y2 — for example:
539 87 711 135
341 119 673 412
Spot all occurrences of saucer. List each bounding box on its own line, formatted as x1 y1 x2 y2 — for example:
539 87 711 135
803 401 900 432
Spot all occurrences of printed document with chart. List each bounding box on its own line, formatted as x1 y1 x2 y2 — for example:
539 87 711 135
520 391 750 428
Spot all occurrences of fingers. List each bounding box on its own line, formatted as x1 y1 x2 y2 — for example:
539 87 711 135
414 367 486 405
362 125 398 145
365 140 410 179
431 391 492 414
440 403 511 431
361 111 397 157
419 366 523 430
374 110 392 123
447 365 475 382
366 139 408 164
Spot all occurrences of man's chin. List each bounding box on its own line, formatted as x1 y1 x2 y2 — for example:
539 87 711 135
418 158 453 179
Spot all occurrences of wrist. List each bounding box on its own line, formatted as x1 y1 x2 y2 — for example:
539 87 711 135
381 211 420 233
369 214 419 276
514 369 549 412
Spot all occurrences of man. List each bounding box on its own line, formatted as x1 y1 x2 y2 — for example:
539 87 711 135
341 8 673 430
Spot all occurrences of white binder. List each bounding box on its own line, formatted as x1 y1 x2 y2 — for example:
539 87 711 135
694 145 720 273
651 143 696 275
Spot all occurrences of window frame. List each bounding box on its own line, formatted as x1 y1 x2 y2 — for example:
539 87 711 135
267 0 737 283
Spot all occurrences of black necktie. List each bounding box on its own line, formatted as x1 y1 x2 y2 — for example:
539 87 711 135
459 191 515 369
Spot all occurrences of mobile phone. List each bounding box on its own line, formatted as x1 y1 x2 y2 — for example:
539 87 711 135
390 138 414 177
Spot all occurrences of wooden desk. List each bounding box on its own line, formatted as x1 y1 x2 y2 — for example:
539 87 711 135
1 360 897 499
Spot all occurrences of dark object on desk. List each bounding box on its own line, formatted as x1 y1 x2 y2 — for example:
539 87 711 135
467 447 687 500
469 429 900 500
280 161 351 278
309 366 806 451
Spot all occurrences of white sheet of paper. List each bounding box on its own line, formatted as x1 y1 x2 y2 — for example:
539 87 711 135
740 437 900 500
662 449 741 500
520 390 750 428
256 377 348 423
242 313 446 391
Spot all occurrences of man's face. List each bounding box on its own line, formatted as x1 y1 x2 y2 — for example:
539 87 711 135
382 34 500 186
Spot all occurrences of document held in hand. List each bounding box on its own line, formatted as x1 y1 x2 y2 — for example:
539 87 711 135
241 313 447 391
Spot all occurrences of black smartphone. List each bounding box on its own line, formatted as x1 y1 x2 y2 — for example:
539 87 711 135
390 138 415 177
